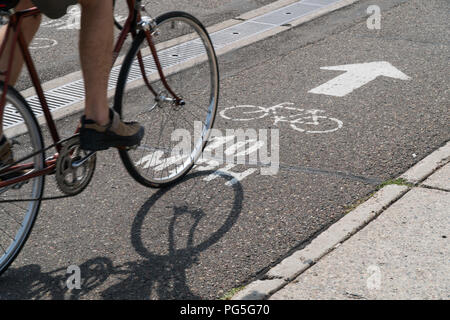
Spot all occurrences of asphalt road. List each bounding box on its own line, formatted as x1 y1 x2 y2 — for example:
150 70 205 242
1 0 449 299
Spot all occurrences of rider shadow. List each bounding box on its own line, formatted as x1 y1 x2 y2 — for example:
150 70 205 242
0 170 244 300
101 170 244 299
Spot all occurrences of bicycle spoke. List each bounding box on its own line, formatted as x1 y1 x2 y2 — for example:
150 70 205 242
0 206 24 226
115 11 218 187
0 225 16 241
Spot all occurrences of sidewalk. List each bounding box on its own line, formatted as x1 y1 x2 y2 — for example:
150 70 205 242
233 141 450 300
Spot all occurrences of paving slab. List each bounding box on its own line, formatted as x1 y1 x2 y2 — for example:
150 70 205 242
269 186 450 300
422 163 450 191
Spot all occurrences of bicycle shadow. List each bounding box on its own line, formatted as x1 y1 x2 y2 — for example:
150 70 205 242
0 170 244 299
0 257 115 299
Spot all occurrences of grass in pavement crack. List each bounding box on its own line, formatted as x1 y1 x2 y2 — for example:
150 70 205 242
219 286 246 300
375 178 415 190
344 178 413 214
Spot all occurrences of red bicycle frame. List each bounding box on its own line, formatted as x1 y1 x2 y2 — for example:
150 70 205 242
0 0 170 190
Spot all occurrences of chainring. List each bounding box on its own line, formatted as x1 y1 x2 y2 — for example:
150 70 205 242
55 136 96 196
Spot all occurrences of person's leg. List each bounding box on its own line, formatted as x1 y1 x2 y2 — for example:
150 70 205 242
0 0 41 85
0 0 143 153
77 0 144 151
0 0 41 139
78 0 112 126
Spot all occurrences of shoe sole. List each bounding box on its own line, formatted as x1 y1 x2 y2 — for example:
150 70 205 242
80 128 145 152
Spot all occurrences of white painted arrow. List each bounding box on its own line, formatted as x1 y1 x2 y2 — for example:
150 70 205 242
309 61 411 97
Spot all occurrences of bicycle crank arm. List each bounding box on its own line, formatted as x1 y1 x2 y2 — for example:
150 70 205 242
137 96 185 117
72 151 97 169
155 93 186 106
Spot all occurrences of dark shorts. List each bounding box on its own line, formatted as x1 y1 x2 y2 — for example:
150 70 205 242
32 0 77 19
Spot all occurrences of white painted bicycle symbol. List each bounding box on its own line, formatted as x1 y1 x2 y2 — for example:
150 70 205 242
220 102 343 134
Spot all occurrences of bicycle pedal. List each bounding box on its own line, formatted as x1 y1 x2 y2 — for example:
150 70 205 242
117 144 139 151
129 144 140 151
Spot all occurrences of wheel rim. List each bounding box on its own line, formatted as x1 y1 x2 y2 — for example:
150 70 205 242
0 94 44 272
117 13 219 186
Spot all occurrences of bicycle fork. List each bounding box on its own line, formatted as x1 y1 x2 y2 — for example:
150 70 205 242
137 13 185 109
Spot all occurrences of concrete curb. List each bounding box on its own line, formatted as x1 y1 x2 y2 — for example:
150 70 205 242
232 140 450 300
232 185 409 300
401 142 450 185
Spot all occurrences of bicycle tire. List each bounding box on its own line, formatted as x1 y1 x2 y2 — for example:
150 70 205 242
114 11 219 188
0 83 45 276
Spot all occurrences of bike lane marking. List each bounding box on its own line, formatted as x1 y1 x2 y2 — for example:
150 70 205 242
131 99 345 189
308 61 411 97
219 102 344 133
29 38 58 50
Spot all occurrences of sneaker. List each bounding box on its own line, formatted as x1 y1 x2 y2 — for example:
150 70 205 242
79 109 144 151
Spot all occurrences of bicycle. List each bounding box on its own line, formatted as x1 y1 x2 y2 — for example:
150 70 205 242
220 102 342 134
0 0 219 276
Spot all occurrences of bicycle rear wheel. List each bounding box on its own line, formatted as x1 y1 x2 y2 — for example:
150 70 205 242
114 11 219 188
0 84 45 276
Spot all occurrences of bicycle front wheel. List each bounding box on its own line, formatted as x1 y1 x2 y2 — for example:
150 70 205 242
114 11 219 188
0 84 45 276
